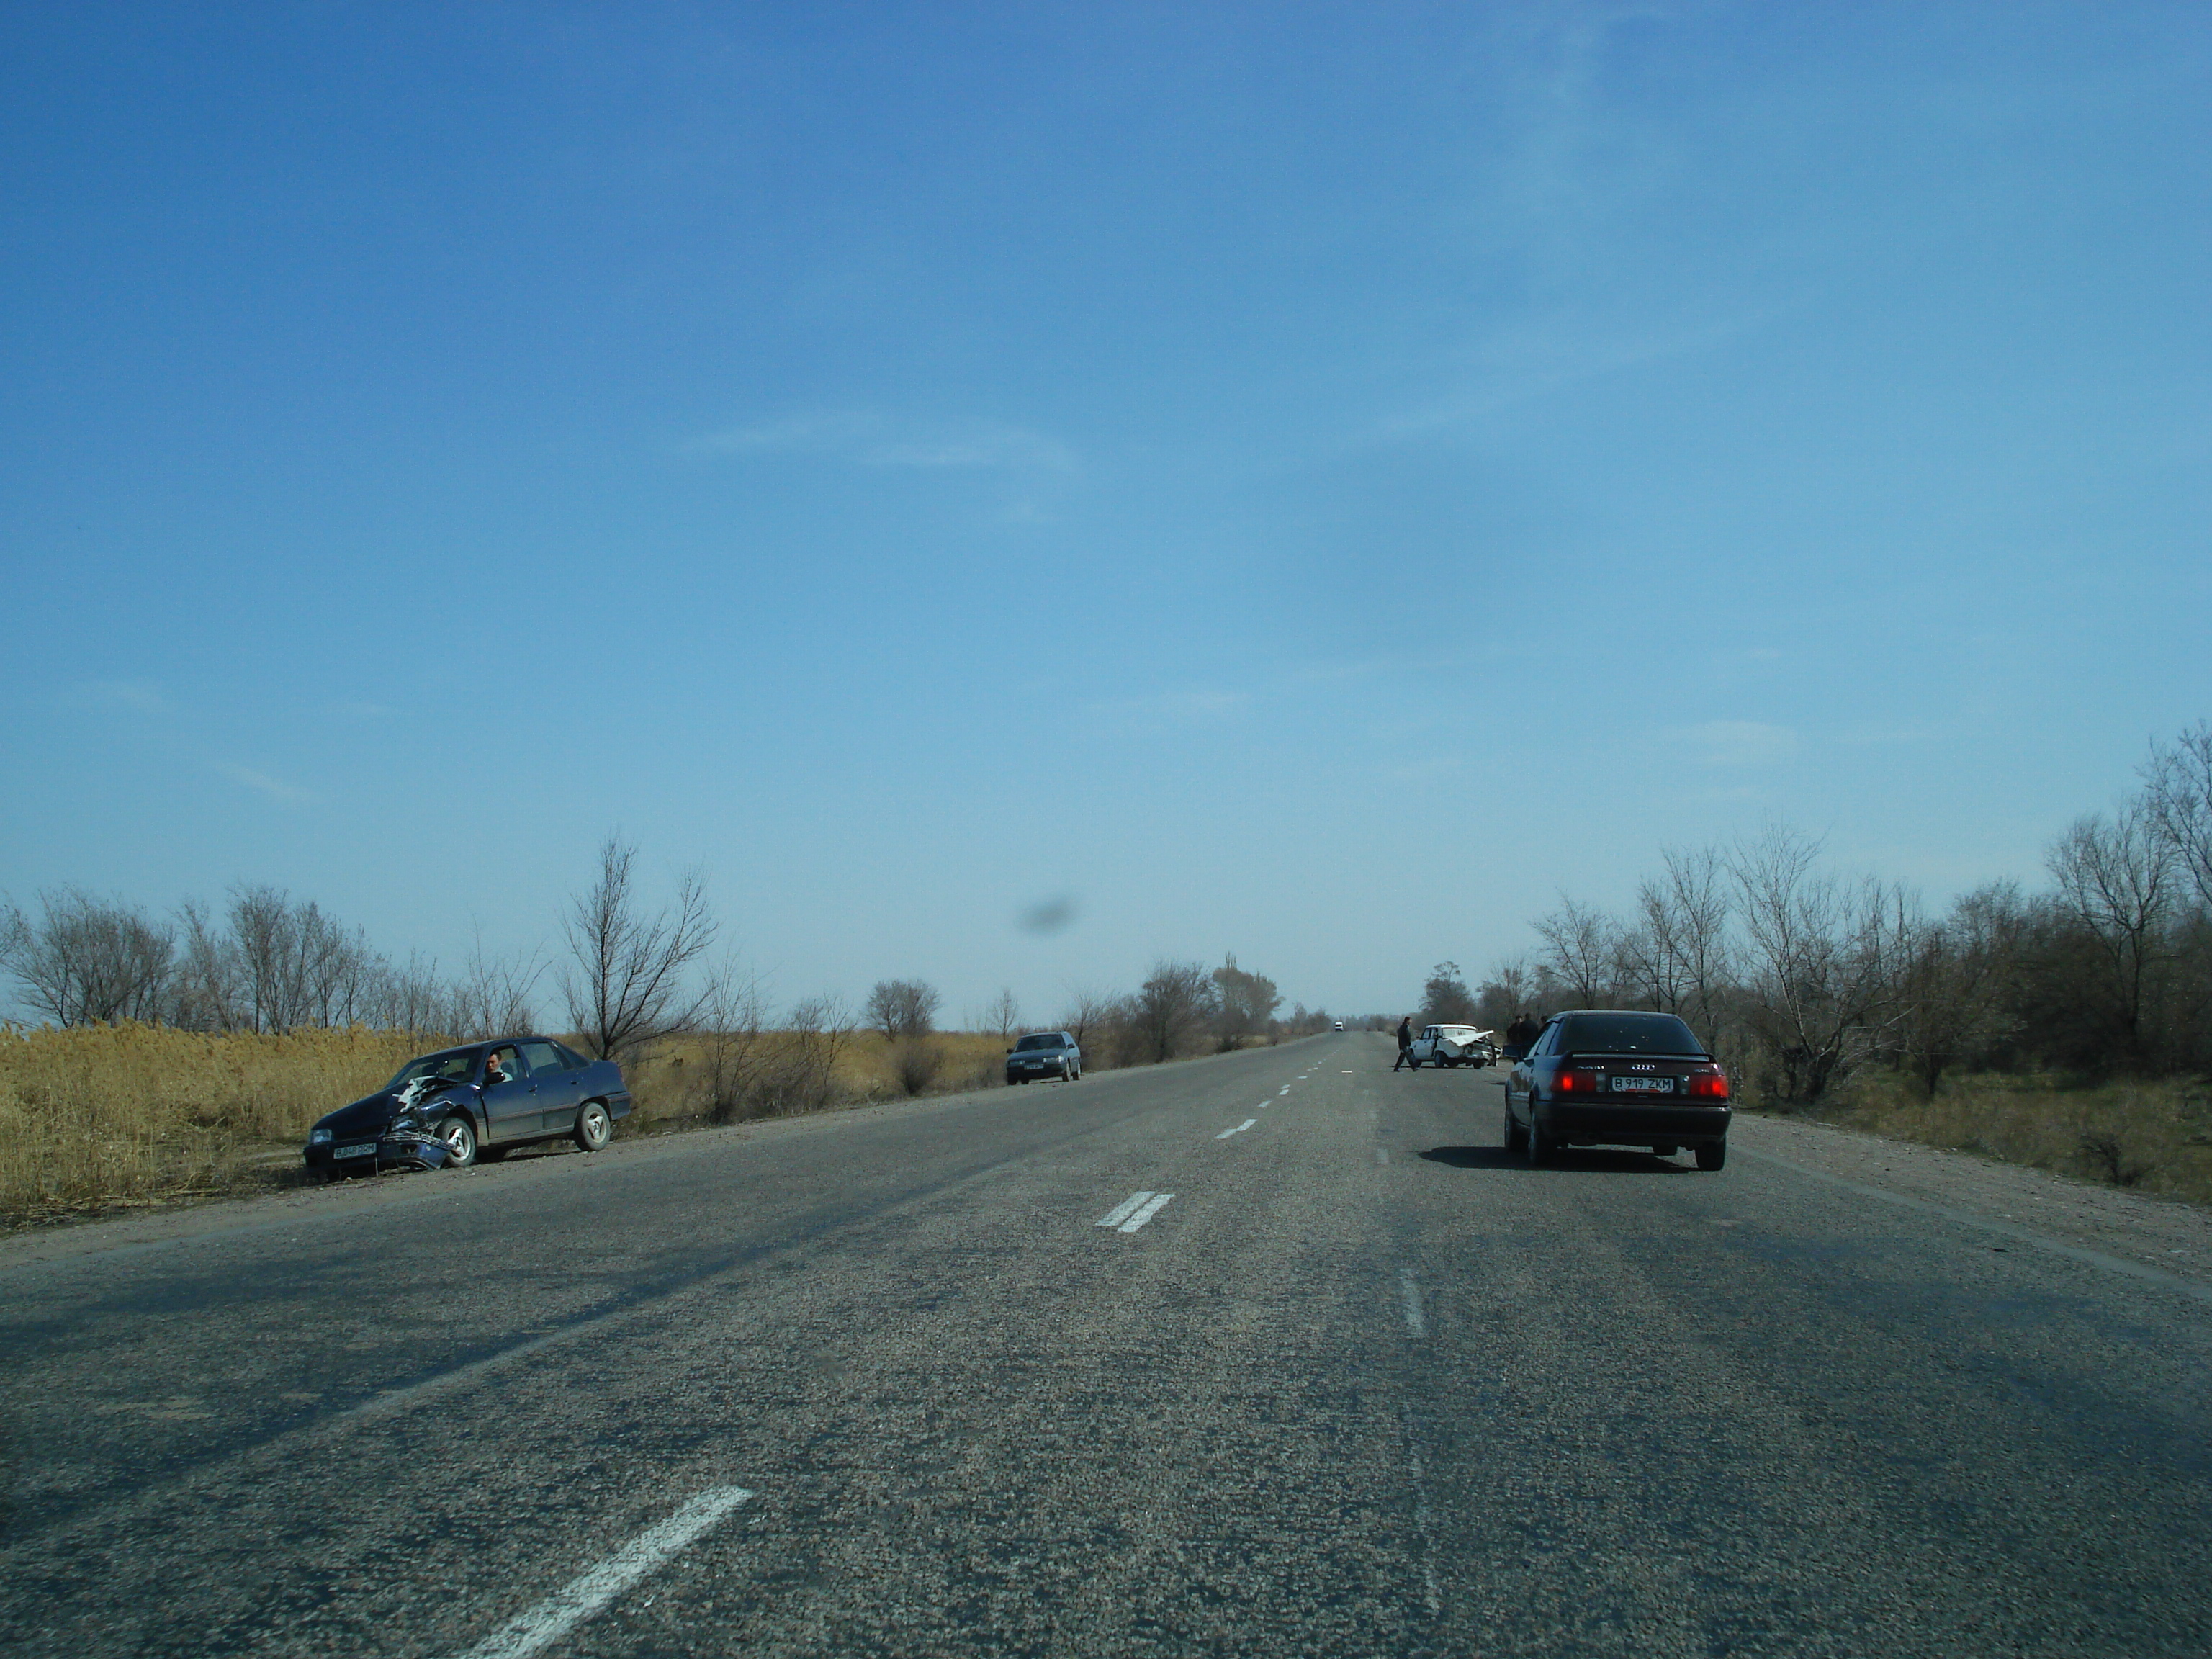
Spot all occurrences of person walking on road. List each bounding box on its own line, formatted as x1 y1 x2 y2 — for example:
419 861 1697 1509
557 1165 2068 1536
1393 1016 1416 1071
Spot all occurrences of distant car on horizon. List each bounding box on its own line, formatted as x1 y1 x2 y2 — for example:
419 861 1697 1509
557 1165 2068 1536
1332 1020 1344 1030
302 1038 631 1176
1005 1030 1082 1084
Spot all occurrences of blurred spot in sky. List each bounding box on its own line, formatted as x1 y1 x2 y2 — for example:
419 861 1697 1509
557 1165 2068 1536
1019 896 1078 935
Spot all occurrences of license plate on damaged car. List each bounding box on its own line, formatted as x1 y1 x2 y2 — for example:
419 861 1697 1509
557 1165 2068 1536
1610 1077 1674 1094
333 1143 377 1159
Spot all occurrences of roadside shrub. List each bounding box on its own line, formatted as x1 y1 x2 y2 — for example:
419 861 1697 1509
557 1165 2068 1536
892 1037 942 1097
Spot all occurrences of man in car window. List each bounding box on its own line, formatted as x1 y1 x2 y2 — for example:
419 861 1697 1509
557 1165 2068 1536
1393 1016 1415 1071
484 1048 513 1085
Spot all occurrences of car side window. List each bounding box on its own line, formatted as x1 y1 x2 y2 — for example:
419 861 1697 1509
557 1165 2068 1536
485 1046 521 1082
552 1042 588 1069
519 1040 563 1077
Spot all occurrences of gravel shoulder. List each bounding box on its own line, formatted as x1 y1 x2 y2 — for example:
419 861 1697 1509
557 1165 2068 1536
1731 1108 2212 1291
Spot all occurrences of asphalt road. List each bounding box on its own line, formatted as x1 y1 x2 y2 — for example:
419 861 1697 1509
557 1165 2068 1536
4 1030 2210 1657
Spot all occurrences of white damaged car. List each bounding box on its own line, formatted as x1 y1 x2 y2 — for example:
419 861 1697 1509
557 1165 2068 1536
1407 1024 1496 1068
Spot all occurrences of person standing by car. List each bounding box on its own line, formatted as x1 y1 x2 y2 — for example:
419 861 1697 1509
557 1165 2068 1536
1504 1010 1539 1058
1393 1016 1415 1071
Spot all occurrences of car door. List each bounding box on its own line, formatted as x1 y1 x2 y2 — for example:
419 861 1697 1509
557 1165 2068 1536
519 1040 580 1132
478 1043 540 1143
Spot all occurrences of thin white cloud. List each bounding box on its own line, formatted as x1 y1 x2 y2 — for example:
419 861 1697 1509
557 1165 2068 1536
1668 720 1801 768
81 680 174 716
1089 688 1251 725
694 411 1076 475
214 762 314 804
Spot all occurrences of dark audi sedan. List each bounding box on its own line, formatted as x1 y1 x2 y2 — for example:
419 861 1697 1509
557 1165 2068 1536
302 1037 632 1177
1503 1010 1731 1169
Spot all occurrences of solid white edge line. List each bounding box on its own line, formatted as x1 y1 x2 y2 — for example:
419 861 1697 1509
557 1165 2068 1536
1398 1267 1426 1336
1097 1192 1153 1228
1215 1118 1259 1140
1118 1193 1174 1233
457 1485 753 1659
1735 1147 2212 1307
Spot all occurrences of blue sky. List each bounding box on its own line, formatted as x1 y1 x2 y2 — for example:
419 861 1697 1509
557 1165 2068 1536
4 1 2209 1024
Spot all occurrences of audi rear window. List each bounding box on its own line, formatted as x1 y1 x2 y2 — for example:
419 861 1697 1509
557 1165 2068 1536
1557 1014 1704 1055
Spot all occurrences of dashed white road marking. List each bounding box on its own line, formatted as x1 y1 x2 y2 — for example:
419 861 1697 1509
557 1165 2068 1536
1118 1192 1174 1232
456 1485 753 1659
1278 1087 1291 1096
1215 1118 1259 1140
1398 1268 1426 1336
1097 1192 1154 1228
1377 1148 1390 1166
1342 1069 1354 1074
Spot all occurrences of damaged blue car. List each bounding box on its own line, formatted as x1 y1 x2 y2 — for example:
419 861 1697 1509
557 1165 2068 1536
302 1038 631 1177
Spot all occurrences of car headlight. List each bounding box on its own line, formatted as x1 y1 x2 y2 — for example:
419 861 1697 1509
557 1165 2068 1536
308 1128 332 1145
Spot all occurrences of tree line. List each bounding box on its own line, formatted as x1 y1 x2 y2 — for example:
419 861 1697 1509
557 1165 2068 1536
1446 721 2212 1108
3 837 1326 1093
864 953 1315 1077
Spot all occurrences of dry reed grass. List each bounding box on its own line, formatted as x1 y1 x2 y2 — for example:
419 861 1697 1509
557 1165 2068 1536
620 1030 1016 1124
0 1023 426 1225
0 1024 1030 1228
1810 1071 2212 1205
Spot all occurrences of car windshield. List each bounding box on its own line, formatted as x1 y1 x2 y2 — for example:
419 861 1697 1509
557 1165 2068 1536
1555 1014 1704 1056
384 1049 479 1089
1014 1034 1066 1051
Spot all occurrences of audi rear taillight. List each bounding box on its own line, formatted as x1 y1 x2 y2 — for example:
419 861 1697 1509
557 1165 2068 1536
1685 1064 1730 1100
1555 1066 1601 1093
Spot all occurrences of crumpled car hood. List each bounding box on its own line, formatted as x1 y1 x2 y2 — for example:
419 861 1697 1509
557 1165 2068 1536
313 1081 475 1136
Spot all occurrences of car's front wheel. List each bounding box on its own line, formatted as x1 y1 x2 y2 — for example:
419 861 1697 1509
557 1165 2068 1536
1696 1141 1727 1172
436 1115 478 1169
575 1100 613 1153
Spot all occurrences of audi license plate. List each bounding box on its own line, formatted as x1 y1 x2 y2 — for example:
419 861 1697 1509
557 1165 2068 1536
1610 1077 1675 1094
333 1142 377 1160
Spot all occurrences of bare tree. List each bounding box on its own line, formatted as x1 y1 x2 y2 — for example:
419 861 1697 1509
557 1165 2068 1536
2046 801 2176 1063
169 898 246 1030
866 978 941 1040
560 836 717 1060
760 992 853 1112
2144 721 2212 914
1534 896 1617 1007
1894 880 2028 1094
446 938 545 1040
696 956 770 1123
1058 981 1118 1053
1128 960 1218 1063
1475 955 1536 1029
1416 961 1477 1027
1728 824 1913 1106
368 952 456 1037
984 986 1022 1041
1 889 174 1025
1213 954 1282 1048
